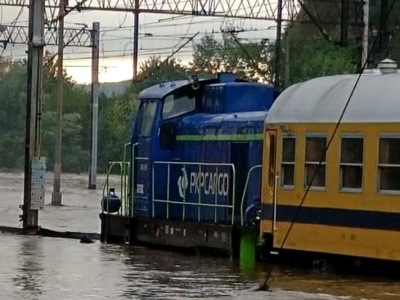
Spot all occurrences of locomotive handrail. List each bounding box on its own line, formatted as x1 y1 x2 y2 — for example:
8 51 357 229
122 143 130 216
152 161 236 224
240 165 262 227
101 142 134 217
129 143 138 217
101 160 130 215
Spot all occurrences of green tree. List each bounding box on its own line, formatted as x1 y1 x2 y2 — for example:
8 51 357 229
41 111 88 173
190 35 271 82
281 26 356 87
369 0 400 64
97 90 138 171
277 0 400 87
41 55 91 173
135 56 190 89
0 59 26 169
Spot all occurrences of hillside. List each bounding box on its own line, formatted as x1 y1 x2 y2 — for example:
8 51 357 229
78 80 131 96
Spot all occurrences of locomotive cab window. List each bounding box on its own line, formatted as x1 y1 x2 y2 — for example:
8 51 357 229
162 93 195 120
281 135 296 188
378 135 400 192
138 101 158 137
340 135 363 191
305 134 326 189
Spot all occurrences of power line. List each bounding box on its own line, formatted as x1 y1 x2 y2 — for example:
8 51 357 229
0 5 24 59
0 0 292 61
1 28 276 68
61 34 272 60
0 0 285 85
63 49 194 61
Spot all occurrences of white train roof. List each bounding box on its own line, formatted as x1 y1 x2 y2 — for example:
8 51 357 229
266 72 400 124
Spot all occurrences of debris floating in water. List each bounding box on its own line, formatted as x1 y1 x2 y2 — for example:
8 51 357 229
80 235 94 244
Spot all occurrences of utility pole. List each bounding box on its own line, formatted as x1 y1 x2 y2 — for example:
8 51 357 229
22 0 45 232
52 0 65 206
379 0 389 57
284 33 290 88
362 0 369 67
274 0 283 90
88 22 100 190
133 0 139 81
340 0 349 46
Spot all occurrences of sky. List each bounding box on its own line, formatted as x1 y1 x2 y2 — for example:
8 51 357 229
0 3 281 83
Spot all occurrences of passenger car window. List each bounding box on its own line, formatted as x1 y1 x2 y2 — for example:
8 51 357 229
281 136 296 187
378 136 400 192
340 136 363 191
304 135 326 188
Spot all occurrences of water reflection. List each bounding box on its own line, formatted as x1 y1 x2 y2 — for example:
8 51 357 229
112 246 256 299
3 233 400 300
13 236 44 299
257 262 400 300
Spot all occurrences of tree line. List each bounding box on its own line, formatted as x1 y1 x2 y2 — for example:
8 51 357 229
0 0 397 174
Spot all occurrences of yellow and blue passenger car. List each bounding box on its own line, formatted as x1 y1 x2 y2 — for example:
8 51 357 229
261 69 400 261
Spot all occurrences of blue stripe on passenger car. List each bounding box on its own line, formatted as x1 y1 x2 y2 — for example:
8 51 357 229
261 203 400 231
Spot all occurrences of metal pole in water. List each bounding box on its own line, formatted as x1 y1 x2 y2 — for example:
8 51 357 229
52 0 65 205
22 0 45 231
88 22 100 189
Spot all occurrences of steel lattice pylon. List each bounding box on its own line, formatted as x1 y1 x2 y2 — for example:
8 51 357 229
0 25 92 47
0 0 300 48
0 0 300 21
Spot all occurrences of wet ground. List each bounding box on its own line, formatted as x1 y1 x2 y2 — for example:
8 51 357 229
1 172 400 300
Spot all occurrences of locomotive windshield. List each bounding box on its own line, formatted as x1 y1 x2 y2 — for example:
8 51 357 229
138 101 158 137
162 92 195 120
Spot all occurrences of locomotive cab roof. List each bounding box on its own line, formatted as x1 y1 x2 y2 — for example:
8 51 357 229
139 79 196 99
138 73 246 100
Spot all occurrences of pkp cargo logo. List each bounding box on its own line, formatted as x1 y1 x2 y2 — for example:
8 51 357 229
177 166 188 199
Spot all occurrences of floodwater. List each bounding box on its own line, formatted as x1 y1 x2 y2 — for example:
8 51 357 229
1 172 400 300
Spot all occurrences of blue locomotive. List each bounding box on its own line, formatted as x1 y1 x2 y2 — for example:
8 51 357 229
100 73 276 256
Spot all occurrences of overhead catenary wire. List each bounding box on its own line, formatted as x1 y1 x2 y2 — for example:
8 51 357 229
258 0 399 291
297 0 334 44
0 0 291 63
1 13 276 67
0 1 353 62
171 14 194 54
0 5 24 60
62 29 275 53
46 28 276 65
61 42 271 64
0 3 289 83
0 25 281 77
